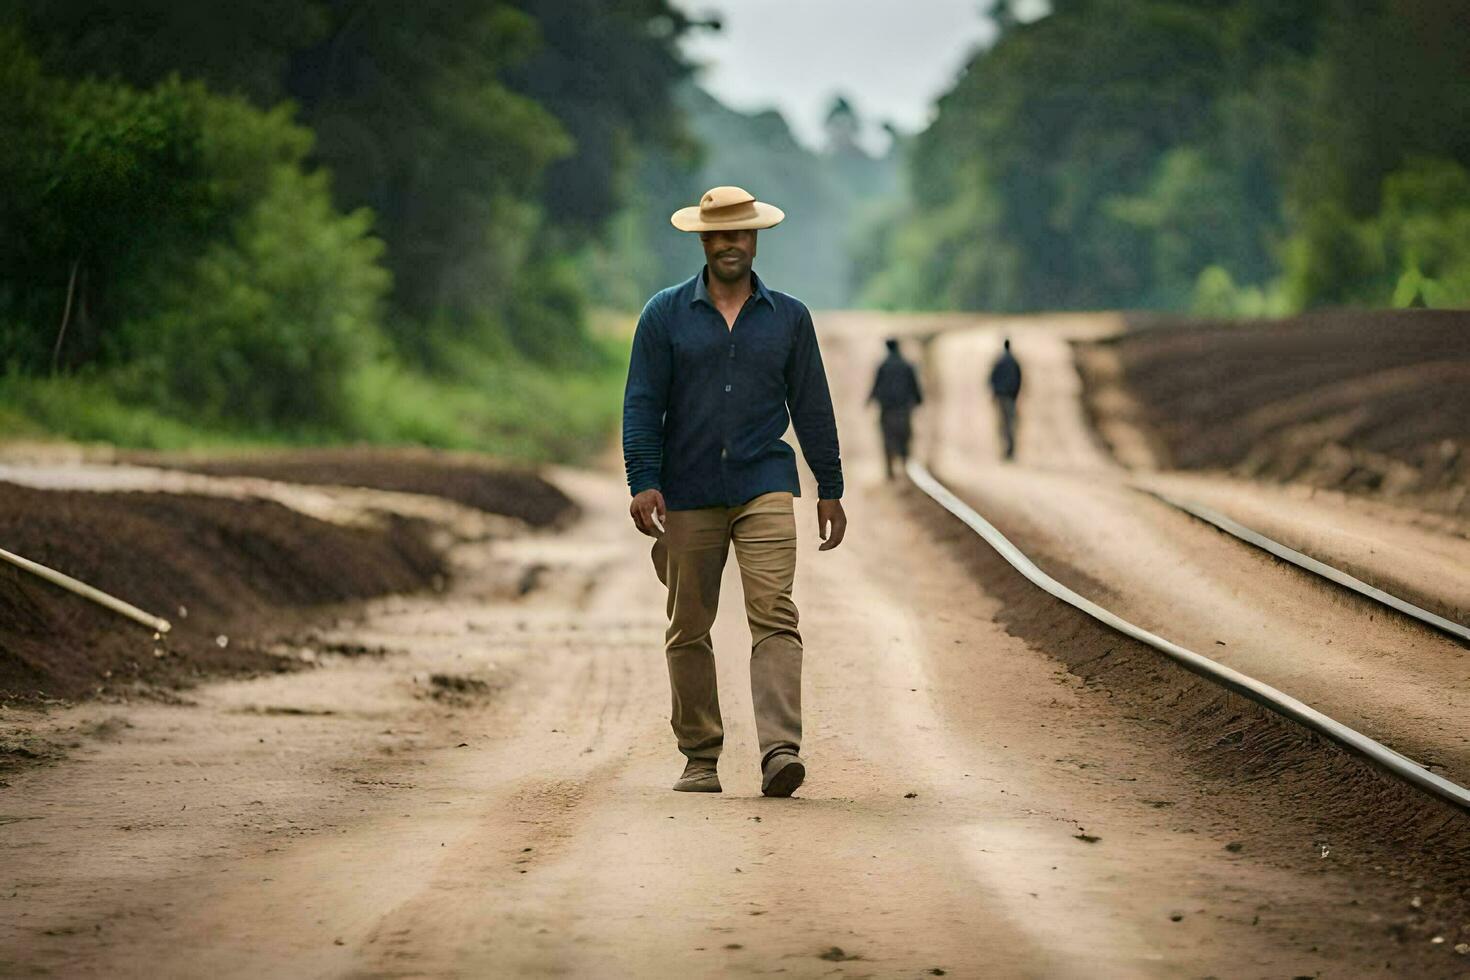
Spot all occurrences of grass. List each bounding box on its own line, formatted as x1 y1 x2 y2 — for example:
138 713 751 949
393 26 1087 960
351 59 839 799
0 328 630 464
341 346 625 462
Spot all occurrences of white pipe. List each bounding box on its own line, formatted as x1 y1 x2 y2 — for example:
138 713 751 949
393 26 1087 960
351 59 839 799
0 546 172 635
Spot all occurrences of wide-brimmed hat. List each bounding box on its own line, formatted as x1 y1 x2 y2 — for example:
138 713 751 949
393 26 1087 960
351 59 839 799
671 185 785 232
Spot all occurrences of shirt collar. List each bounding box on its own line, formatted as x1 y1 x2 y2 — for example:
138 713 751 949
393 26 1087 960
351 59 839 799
692 266 774 309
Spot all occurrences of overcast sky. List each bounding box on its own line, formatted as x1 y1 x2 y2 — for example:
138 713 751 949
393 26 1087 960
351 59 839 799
668 1 1032 153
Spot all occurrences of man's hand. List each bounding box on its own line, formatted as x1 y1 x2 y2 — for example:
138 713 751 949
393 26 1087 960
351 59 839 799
816 499 847 551
630 488 667 537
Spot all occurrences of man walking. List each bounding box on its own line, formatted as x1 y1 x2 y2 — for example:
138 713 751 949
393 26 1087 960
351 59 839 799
867 337 923 479
622 185 846 798
989 337 1023 461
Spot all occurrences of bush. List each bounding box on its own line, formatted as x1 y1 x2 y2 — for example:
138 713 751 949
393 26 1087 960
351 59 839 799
1191 265 1288 318
506 254 592 365
340 345 623 462
1281 157 1470 310
109 83 392 428
0 33 211 368
117 162 389 427
1376 158 1470 308
0 33 394 429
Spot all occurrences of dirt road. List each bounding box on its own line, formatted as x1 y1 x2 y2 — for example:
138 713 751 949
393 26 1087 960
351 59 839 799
3 315 1468 977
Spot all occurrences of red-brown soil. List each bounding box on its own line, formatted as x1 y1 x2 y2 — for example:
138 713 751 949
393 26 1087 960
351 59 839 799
121 446 577 528
0 450 578 705
1076 309 1470 515
0 483 443 706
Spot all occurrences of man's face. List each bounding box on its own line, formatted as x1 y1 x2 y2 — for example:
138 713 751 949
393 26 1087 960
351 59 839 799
699 229 757 283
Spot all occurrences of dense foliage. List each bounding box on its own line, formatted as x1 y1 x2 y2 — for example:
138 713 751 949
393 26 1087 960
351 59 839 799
863 0 1470 313
5 0 1462 454
0 1 692 447
0 31 387 426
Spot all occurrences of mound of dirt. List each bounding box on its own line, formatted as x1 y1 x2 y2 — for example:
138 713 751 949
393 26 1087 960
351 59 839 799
121 447 576 528
0 483 445 702
1077 310 1470 515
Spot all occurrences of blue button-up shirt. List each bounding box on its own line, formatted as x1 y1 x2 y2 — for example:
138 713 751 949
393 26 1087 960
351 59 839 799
622 268 844 510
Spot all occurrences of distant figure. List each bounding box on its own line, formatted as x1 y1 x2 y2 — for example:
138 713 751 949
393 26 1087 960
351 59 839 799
989 338 1022 460
867 337 923 479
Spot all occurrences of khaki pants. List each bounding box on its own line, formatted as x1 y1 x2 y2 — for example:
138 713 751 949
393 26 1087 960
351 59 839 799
651 491 801 766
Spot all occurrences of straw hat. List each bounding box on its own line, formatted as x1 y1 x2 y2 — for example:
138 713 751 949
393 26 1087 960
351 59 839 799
670 185 785 232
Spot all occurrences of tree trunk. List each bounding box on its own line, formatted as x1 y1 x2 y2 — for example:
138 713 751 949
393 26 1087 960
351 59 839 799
50 256 81 375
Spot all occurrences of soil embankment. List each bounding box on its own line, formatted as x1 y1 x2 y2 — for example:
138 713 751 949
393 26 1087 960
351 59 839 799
0 450 573 704
121 446 578 529
1076 309 1470 516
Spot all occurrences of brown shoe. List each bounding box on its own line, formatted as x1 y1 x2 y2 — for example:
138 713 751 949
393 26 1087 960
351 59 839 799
673 760 721 793
760 752 805 798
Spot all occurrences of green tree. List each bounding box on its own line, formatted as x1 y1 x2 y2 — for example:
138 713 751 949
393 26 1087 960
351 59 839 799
281 1 573 357
6 1 700 361
115 92 390 426
863 0 1470 313
1105 148 1270 308
0 33 212 370
0 32 391 426
1278 0 1470 307
896 1 1229 311
7 0 330 104
503 0 698 237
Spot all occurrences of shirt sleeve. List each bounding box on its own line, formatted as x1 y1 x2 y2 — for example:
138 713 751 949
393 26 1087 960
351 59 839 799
622 299 671 496
908 363 924 406
785 306 844 500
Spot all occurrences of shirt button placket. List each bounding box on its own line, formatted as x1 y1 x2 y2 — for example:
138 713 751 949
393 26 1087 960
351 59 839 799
722 338 734 502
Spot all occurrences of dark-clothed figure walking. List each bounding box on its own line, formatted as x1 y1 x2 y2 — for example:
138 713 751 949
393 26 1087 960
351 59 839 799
989 338 1022 461
868 338 923 479
622 185 847 799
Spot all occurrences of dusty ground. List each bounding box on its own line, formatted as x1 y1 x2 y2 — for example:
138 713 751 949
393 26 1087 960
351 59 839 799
1 314 1468 977
1076 309 1470 516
